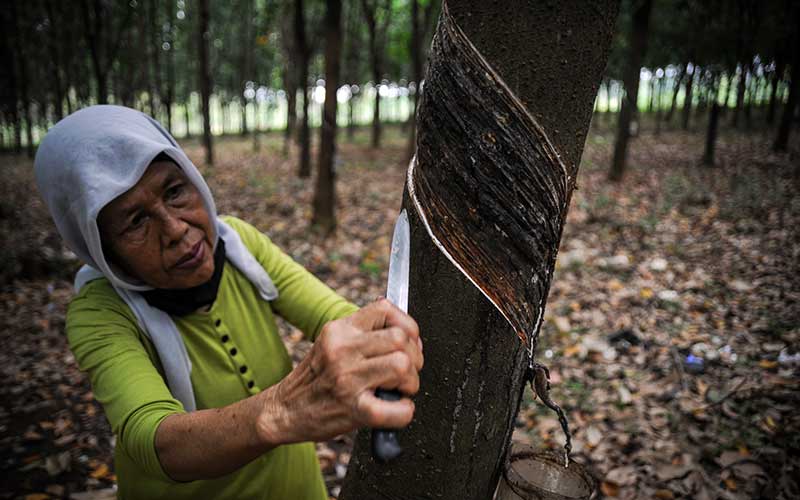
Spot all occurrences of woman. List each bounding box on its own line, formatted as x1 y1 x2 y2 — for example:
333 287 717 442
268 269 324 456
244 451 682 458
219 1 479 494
34 105 423 499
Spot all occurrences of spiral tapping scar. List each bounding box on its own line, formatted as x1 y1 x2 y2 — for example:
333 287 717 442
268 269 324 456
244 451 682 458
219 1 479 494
406 1 574 465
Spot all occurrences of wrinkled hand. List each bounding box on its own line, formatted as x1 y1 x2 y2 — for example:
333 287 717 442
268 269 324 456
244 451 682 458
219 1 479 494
257 299 423 446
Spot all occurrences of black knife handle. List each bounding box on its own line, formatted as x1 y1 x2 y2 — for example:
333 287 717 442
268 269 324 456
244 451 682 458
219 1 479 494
371 388 403 462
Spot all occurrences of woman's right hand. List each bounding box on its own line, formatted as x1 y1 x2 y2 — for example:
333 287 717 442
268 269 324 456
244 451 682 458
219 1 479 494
256 299 424 446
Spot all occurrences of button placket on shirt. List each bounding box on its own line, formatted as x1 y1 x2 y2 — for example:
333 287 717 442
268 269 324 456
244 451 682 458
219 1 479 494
213 315 260 394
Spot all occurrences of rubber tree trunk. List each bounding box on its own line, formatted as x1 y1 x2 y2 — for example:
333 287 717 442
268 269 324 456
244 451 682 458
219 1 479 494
665 65 685 124
44 0 64 121
655 76 664 135
406 0 422 160
295 0 312 177
164 0 175 133
282 62 297 155
774 27 800 152
339 1 618 498
732 63 748 129
362 0 391 149
198 0 213 165
767 58 785 125
280 4 298 156
681 64 694 130
609 0 653 182
702 76 721 166
239 0 252 136
312 0 342 235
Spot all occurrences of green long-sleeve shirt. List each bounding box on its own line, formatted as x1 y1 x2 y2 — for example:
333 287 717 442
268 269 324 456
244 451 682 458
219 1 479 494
66 216 359 500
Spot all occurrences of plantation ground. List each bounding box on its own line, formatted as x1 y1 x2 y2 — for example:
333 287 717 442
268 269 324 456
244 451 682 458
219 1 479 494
1 122 798 499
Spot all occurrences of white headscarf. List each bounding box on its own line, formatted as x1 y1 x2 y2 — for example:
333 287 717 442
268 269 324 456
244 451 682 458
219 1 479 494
34 105 278 411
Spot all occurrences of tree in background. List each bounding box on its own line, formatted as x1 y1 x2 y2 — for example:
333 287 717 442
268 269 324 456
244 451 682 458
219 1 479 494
609 0 653 182
773 5 800 152
406 0 438 160
198 0 214 165
312 0 342 235
361 0 393 149
293 0 312 177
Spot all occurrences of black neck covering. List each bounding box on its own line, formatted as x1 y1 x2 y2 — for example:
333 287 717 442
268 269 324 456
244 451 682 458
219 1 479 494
142 239 226 316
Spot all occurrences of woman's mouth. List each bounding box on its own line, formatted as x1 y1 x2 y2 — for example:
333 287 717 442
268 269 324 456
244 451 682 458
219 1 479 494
174 240 205 270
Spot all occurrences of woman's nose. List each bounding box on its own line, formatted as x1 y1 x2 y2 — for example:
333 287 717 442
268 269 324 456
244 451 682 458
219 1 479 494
160 209 189 246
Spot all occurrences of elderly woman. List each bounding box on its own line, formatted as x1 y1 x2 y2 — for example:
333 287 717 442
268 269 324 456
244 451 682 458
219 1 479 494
34 105 423 499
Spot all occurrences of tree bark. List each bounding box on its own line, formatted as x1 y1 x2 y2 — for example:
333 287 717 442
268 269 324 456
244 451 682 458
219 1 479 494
164 0 175 133
406 0 436 161
655 74 664 135
732 63 748 129
11 1 34 158
362 0 392 149
239 0 252 136
294 0 312 177
339 1 618 498
44 0 65 121
774 26 800 152
609 0 653 182
198 0 214 165
681 64 694 130
702 75 720 166
768 57 786 125
280 5 298 156
665 65 684 125
313 0 342 235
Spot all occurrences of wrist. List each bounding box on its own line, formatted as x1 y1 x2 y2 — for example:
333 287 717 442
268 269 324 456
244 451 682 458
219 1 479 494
254 384 291 448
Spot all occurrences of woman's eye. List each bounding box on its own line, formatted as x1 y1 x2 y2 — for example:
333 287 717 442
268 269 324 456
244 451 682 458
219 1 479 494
166 183 185 200
127 214 148 232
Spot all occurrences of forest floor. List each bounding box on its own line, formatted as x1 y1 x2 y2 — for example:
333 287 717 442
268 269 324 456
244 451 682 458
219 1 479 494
0 121 798 500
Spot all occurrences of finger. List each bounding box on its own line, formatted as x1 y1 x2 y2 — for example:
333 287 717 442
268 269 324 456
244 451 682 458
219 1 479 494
348 299 420 343
353 351 420 396
356 327 424 371
356 391 415 428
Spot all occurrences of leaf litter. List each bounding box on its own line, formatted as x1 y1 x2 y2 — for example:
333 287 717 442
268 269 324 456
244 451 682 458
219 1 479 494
1 125 798 499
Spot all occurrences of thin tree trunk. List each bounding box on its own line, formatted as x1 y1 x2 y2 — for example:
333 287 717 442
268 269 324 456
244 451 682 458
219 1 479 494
665 65 684 124
655 75 664 135
149 0 162 121
768 58 786 125
198 0 213 164
283 64 297 155
184 101 192 137
164 0 175 133
44 1 64 121
774 26 800 152
294 0 312 177
313 0 342 235
2 3 21 153
702 75 720 166
347 91 356 140
239 0 252 136
406 0 430 160
362 0 392 149
681 64 694 130
340 1 618 497
11 2 34 158
732 62 748 129
609 0 652 182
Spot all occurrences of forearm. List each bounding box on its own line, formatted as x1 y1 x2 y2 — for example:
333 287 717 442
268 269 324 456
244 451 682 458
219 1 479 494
154 388 283 482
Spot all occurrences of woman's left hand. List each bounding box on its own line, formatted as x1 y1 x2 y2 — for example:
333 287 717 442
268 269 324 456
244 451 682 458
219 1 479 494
257 298 424 446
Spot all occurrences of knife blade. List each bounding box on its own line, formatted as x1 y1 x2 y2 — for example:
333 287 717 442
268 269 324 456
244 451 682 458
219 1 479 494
372 209 410 462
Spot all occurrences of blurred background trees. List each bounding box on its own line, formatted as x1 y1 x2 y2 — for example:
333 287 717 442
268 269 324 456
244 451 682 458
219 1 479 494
0 0 798 216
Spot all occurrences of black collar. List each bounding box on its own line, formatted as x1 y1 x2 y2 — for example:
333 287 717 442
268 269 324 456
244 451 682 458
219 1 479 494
141 239 226 316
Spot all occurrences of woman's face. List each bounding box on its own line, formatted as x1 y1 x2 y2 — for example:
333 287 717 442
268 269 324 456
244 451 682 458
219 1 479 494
98 160 215 289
